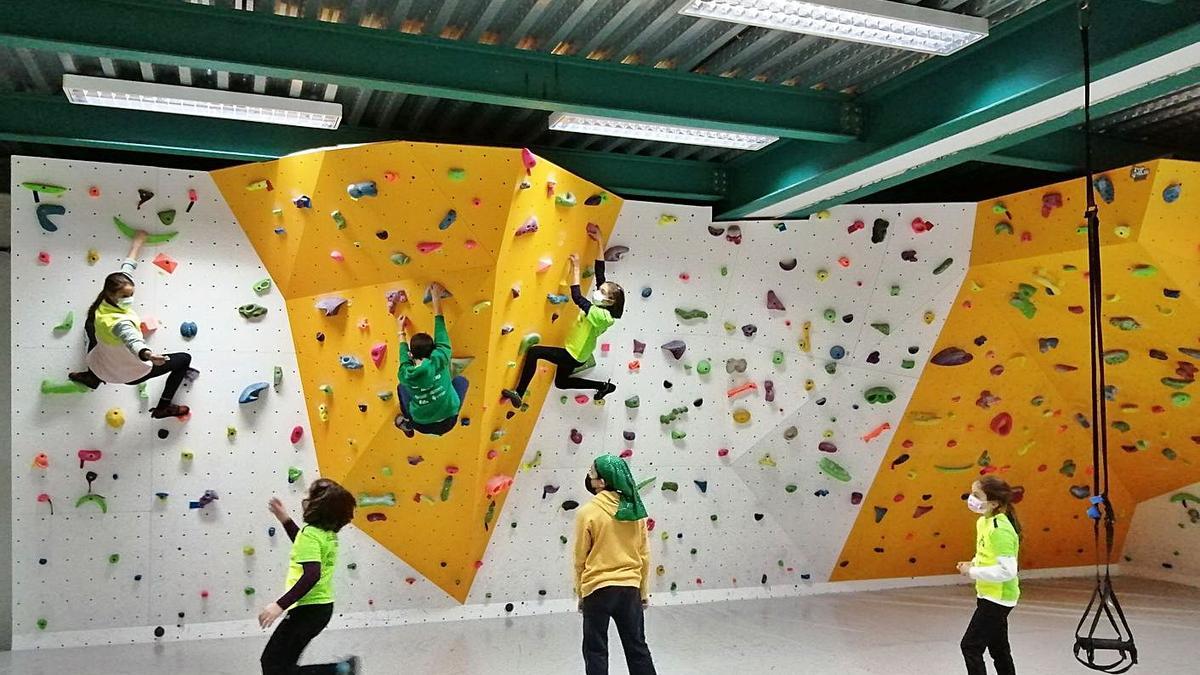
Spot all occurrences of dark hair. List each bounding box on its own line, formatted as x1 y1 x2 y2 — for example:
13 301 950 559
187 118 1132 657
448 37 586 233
978 476 1022 538
84 273 135 349
410 333 434 360
603 282 625 319
302 478 356 532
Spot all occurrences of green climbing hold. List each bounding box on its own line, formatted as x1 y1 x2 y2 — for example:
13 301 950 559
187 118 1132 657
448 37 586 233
157 209 176 226
390 252 411 265
900 359 915 369
331 210 347 229
1162 377 1191 390
934 463 975 473
1102 349 1129 365
772 350 784 365
238 304 268 319
1009 296 1037 319
441 476 454 501
519 333 541 356
675 308 709 320
994 222 1014 235
40 379 90 394
823 309 836 322
696 359 712 375
625 396 640 408
1171 392 1191 407
287 467 303 483
662 482 679 492
244 587 256 596
932 258 953 275
871 323 890 335
819 458 851 482
1169 493 1200 504
36 618 47 631
20 182 67 195
253 278 272 295
720 265 728 277
137 382 149 400
1112 421 1131 432
784 484 798 493
1109 317 1141 331
53 311 73 333
448 168 466 181
864 386 896 404
1131 264 1157 278
113 216 177 243
109 554 120 564
671 430 687 440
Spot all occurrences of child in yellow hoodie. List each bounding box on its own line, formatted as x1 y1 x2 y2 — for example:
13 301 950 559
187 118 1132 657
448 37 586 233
574 454 657 675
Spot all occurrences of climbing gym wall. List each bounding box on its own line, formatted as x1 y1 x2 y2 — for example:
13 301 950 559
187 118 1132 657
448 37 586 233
1123 481 1200 585
471 198 977 600
834 159 1200 583
209 141 622 605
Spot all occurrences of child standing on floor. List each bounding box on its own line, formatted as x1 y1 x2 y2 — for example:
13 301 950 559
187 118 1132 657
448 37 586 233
503 254 623 408
957 476 1022 675
394 281 469 437
259 479 360 675
574 455 657 675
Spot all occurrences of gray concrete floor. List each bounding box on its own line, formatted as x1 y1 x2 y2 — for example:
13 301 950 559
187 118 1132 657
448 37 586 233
1 577 1194 674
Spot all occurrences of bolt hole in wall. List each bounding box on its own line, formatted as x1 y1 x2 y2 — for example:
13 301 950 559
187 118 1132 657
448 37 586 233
9 153 1199 651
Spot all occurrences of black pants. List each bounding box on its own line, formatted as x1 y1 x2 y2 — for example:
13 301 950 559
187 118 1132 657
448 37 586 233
125 351 192 407
260 603 341 675
961 597 1016 675
582 586 657 675
515 345 606 395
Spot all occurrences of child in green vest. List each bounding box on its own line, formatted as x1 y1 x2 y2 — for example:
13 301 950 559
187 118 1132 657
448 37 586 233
502 254 623 408
69 230 194 419
957 476 1022 675
259 479 359 675
394 282 469 437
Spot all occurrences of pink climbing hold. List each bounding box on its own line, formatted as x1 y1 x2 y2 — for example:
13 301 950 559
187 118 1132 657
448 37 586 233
570 429 583 444
536 258 553 273
990 412 1013 436
370 343 387 368
140 315 161 336
485 475 514 498
77 448 103 468
416 242 443 254
385 290 408 315
727 382 758 399
152 253 178 274
1041 192 1063 217
861 422 892 442
911 217 934 233
574 395 590 405
717 448 730 458
464 239 478 249
37 251 50 265
837 256 850 268
646 518 655 532
766 290 785 311
290 426 304 444
515 217 538 236
847 220 864 234
330 250 345 262
619 449 633 459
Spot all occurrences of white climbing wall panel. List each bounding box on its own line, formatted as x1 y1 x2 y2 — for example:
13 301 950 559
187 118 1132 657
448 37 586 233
473 200 976 601
1122 482 1200 586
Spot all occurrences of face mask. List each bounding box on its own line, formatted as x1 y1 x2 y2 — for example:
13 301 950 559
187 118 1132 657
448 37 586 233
967 494 990 514
584 474 599 495
118 297 134 308
591 289 609 306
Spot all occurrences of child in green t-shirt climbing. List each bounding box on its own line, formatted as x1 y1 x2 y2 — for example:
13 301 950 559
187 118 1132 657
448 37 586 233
502 253 624 408
957 476 1022 675
259 479 359 675
395 281 469 437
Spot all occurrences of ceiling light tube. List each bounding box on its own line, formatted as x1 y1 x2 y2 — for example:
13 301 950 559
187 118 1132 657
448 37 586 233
62 74 343 129
679 0 989 56
548 112 779 150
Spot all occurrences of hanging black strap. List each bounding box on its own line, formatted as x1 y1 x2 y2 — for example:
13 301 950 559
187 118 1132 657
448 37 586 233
1073 3 1137 670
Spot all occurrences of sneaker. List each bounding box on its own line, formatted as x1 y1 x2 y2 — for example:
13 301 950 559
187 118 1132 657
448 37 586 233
184 368 200 383
594 381 617 401
150 404 190 419
500 389 524 409
68 371 102 390
336 656 360 675
394 415 415 438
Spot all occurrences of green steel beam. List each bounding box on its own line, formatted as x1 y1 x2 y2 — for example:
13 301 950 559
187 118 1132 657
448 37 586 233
0 93 727 202
0 0 859 143
719 0 1200 218
978 129 1180 173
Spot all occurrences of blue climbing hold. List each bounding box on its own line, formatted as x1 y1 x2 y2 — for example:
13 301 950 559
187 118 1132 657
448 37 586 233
438 209 457 230
36 203 66 232
830 345 845 360
1163 183 1181 203
1094 175 1114 204
340 355 364 370
180 321 198 339
641 287 652 298
238 382 270 404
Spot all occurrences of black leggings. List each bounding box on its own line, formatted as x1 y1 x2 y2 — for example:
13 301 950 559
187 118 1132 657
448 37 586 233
582 586 657 675
961 597 1016 675
514 345 606 395
126 352 192 408
260 603 340 675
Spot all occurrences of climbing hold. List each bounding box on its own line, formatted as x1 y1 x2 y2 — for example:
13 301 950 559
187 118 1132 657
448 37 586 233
1109 316 1141 331
696 359 712 375
780 258 797 271
315 296 348 316
931 347 973 366
416 241 443 254
758 454 776 467
436 209 457 231
772 350 784 366
725 358 747 373
990 412 1013 436
783 426 798 440
900 250 918 262
238 382 270 404
1041 192 1063 217
830 345 845 360
871 322 890 335
36 203 66 232
671 430 687 440
911 217 934 233
727 382 758 399
640 287 652 299
766 290 786 311
661 340 687 360
764 380 775 402
287 467 303 484
819 458 851 482
514 216 539 237
818 442 837 453
106 408 125 429
741 324 757 337
135 188 155 209
370 343 387 368
519 333 541 355
994 222 1014 235
864 386 895 404
570 429 583 445
1069 485 1092 499
870 218 888 244
339 355 363 370
357 493 397 507
556 193 577 207
1102 349 1129 365
603 245 629 262
19 182 67 201
346 181 378 200
815 269 829 281
390 252 411 265
75 493 108 513
624 396 640 409
238 304 267 319
547 294 569 305
725 225 742 244
675 308 709 320
731 408 751 424
1094 175 1115 204
932 258 953 275
1162 183 1181 203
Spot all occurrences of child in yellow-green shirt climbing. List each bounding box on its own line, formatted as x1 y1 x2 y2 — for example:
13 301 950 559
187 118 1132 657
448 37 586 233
574 454 657 675
957 476 1022 675
258 479 359 675
502 252 624 408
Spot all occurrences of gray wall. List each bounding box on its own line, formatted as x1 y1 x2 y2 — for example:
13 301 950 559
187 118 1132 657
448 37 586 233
2 189 12 650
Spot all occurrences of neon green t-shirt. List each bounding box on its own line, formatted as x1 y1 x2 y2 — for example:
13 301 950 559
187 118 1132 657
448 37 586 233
974 513 1020 604
564 306 615 362
285 525 338 607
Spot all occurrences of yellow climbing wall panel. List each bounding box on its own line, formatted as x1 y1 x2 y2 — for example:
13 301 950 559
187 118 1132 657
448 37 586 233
211 142 621 601
834 160 1199 581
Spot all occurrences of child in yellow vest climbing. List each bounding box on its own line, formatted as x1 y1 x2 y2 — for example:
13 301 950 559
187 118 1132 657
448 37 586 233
502 254 624 408
259 478 360 675
574 454 657 675
395 281 469 437
68 229 195 419
957 476 1022 675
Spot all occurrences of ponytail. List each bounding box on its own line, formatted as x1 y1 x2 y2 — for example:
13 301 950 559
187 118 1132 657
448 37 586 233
1004 504 1022 539
979 475 1022 539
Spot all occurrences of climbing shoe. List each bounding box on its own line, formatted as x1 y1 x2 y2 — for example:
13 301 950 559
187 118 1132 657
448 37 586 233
594 381 617 401
150 404 190 419
394 414 415 439
501 389 523 408
68 371 102 390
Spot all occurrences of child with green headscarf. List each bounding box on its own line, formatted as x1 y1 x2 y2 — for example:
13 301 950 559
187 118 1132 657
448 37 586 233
573 454 657 675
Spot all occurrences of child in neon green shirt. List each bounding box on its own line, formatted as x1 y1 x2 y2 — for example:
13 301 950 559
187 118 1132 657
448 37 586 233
957 476 1022 675
259 479 359 675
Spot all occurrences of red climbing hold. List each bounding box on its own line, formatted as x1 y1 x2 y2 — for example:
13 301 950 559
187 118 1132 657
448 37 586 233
416 242 442 254
911 218 934 233
847 220 865 234
990 412 1013 436
290 426 304 444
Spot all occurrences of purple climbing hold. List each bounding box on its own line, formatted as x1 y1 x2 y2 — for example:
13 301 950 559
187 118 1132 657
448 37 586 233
901 250 918 262
741 324 757 338
707 225 726 237
764 380 775 403
931 347 973 366
623 431 636 441
766 290 785 311
818 442 838 453
661 340 687 360
851 492 863 505
633 340 646 355
569 429 583 444
315 296 348 317
603 245 630 262
866 351 880 364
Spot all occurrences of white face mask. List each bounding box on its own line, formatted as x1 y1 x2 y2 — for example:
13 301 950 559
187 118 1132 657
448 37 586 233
118 297 135 308
591 289 609 305
967 494 991 514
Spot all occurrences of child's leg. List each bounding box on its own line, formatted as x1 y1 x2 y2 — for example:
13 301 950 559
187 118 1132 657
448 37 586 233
153 352 192 408
452 376 469 405
985 603 1015 675
397 385 413 419
959 599 994 675
581 588 614 675
68 368 103 389
554 370 613 396
513 345 571 396
610 587 656 675
260 605 332 675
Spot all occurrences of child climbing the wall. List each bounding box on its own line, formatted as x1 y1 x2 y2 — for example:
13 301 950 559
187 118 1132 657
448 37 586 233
394 281 469 437
68 229 195 419
574 454 657 675
502 254 623 408
957 476 1022 675
259 478 360 675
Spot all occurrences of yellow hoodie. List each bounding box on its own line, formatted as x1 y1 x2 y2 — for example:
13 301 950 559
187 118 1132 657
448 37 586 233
574 490 651 601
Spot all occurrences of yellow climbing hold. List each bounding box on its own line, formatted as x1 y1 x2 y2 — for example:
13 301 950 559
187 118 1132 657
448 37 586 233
732 408 751 424
909 411 943 425
1032 268 1060 295
923 311 935 324
759 454 777 467
804 379 815 391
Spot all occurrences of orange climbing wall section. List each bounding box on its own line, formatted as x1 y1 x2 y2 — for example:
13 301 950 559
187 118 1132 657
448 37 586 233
210 142 622 601
834 159 1200 581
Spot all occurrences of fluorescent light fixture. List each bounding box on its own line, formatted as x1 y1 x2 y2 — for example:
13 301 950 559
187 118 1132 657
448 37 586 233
62 74 342 129
548 112 778 150
679 0 989 56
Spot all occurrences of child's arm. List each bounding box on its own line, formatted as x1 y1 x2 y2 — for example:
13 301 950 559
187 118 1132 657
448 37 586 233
268 497 300 541
432 314 452 361
275 561 321 610
572 512 591 601
592 259 606 287
638 519 651 604
568 255 593 314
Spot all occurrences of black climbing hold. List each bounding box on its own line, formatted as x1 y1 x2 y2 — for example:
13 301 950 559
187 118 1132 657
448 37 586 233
177 612 185 619
761 574 768 584
39 558 46 565
973 335 987 346
873 506 888 523
641 287 652 298
538 589 547 596
815 397 827 406
801 573 811 580
623 431 636 441
1163 288 1180 298
357 403 368 412
754 513 764 521
316 332 325 342
851 492 863 505
694 480 708 493
866 351 880 364
112 474 118 480
841 314 854 323
154 626 165 638
504 603 514 612
908 346 919 355
134 574 142 581
871 218 889 244
375 230 389 240
1149 349 1167 360
707 225 725 236
901 250 918 262
663 380 673 389
158 429 169 439
693 398 703 407
562 500 579 511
